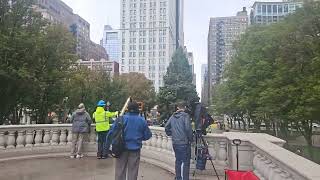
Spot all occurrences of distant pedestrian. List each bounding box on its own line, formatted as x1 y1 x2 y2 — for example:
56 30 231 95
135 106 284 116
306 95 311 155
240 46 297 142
165 101 193 180
70 103 92 159
109 101 152 180
93 100 118 159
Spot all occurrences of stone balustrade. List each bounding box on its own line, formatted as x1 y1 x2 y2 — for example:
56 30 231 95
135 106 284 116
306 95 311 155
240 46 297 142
1 125 320 179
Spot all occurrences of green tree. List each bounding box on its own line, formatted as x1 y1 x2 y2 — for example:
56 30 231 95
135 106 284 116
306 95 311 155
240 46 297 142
213 0 320 145
118 73 156 110
0 0 47 123
158 48 199 120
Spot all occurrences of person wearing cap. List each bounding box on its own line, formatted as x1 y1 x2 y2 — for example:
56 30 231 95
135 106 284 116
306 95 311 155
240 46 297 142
109 101 152 180
93 100 118 159
70 103 92 159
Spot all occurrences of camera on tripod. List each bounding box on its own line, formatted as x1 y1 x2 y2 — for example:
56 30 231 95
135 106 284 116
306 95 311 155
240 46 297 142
186 102 214 135
186 102 220 180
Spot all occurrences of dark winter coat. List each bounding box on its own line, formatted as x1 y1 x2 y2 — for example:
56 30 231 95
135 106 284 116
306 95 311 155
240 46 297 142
165 110 193 145
71 108 92 133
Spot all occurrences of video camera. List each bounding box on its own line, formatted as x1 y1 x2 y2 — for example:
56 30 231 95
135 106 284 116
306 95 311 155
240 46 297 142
186 102 214 135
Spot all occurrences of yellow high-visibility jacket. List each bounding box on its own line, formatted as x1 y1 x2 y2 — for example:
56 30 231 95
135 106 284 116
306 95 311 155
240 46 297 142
93 107 118 132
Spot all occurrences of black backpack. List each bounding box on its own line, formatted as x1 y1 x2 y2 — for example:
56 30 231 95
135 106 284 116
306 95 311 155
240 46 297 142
111 116 126 158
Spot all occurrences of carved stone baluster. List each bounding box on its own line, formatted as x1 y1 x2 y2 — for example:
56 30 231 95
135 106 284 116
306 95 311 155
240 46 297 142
253 152 260 176
217 141 227 166
16 130 25 148
268 163 279 180
67 129 73 145
89 131 96 144
156 133 163 151
272 167 284 180
43 129 51 146
0 132 5 149
208 140 217 160
150 132 157 150
6 131 16 149
25 130 34 148
51 129 59 145
279 171 293 180
34 130 43 146
145 137 151 150
161 135 168 152
262 159 272 179
59 129 67 145
257 156 266 180
167 136 173 153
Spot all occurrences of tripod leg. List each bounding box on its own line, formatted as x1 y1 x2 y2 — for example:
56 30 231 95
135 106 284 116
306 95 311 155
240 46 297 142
209 158 220 180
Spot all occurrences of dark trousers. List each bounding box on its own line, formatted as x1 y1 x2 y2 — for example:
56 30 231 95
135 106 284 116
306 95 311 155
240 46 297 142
115 150 141 180
97 131 110 157
173 144 191 180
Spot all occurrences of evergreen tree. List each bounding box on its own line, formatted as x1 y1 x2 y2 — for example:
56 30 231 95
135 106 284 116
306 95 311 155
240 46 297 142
157 48 199 121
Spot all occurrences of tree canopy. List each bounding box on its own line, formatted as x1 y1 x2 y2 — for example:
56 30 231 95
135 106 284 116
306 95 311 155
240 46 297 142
157 48 199 120
213 1 320 145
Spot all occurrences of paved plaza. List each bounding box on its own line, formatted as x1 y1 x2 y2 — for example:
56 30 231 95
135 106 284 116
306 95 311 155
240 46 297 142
0 157 174 180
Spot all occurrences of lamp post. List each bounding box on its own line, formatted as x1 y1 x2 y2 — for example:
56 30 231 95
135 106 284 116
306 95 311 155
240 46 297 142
232 139 242 171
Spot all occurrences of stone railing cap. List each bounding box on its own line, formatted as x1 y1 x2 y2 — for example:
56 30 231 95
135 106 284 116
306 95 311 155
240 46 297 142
223 132 286 144
252 139 320 179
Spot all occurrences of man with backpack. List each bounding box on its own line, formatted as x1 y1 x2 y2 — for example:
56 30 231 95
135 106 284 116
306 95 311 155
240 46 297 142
93 100 118 159
165 101 193 180
109 101 152 180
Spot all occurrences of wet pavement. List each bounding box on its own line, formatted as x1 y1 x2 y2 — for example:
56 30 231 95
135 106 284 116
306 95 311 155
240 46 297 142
0 157 174 180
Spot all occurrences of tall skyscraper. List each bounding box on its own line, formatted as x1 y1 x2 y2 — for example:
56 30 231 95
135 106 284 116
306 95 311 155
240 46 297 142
250 0 303 25
120 0 184 91
201 64 209 106
207 8 248 101
102 25 121 63
35 0 92 60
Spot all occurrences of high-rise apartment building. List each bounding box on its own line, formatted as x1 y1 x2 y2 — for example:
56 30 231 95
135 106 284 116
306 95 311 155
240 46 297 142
187 52 196 86
35 0 91 60
251 0 303 25
102 25 121 63
201 64 209 106
120 0 184 91
207 8 248 100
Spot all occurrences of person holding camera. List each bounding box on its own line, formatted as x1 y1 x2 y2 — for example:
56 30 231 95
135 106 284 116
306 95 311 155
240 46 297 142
165 101 193 180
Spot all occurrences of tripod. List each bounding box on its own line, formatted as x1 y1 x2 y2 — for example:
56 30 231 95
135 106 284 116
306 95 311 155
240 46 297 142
192 130 220 180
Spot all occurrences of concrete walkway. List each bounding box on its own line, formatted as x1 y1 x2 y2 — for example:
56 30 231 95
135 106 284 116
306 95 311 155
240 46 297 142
0 157 174 180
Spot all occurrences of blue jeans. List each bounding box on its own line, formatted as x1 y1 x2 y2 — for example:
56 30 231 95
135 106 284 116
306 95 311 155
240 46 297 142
97 131 110 157
173 144 191 180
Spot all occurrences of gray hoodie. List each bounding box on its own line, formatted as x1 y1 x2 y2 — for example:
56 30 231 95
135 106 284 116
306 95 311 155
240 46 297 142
71 108 92 133
165 111 193 145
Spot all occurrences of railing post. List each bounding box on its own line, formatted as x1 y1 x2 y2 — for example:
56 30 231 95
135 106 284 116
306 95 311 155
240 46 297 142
0 131 5 149
67 129 73 145
16 130 25 148
156 133 162 151
51 129 59 145
34 130 43 146
25 130 34 148
43 129 51 146
6 131 16 149
217 141 227 166
150 132 157 150
161 134 168 152
59 129 67 145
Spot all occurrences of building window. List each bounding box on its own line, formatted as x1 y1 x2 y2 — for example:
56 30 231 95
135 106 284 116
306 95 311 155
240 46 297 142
267 5 272 14
278 5 283 14
284 4 288 13
273 5 277 14
262 5 266 14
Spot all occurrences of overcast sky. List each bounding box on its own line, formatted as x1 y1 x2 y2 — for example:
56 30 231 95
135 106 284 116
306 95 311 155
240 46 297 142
61 0 258 95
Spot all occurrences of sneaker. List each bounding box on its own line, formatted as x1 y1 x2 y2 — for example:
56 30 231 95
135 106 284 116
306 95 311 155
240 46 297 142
70 155 75 159
101 156 107 159
97 156 102 159
76 154 84 159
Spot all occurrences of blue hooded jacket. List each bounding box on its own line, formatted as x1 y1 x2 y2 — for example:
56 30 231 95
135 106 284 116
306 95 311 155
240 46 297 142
109 112 152 151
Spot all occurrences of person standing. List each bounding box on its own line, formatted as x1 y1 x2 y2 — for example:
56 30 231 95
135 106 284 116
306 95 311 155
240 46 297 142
70 103 92 159
109 101 152 180
165 101 193 180
93 100 118 159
